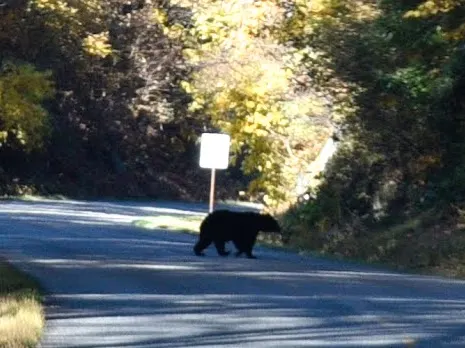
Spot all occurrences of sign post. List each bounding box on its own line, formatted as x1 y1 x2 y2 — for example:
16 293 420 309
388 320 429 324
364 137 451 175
199 133 230 212
208 168 216 213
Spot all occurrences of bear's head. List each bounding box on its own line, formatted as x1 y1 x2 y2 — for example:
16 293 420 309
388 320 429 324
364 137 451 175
260 214 281 233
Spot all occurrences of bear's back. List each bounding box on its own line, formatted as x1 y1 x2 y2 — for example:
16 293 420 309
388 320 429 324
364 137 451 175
203 210 268 235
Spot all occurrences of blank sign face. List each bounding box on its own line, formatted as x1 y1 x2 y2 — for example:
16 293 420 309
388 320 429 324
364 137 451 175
199 133 231 169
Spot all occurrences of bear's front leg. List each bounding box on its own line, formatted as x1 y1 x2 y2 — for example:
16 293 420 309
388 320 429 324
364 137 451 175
245 251 257 259
214 240 230 256
244 234 258 259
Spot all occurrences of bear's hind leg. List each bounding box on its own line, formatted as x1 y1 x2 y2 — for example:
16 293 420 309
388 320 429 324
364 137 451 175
193 237 212 256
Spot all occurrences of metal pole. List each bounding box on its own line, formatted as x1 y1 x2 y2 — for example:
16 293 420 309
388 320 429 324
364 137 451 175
209 168 216 213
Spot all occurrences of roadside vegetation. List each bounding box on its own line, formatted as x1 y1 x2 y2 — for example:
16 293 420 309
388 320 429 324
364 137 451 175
277 0 465 279
282 204 465 278
0 259 44 348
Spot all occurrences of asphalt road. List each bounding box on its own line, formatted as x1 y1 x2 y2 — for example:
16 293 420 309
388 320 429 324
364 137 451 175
1 199 465 348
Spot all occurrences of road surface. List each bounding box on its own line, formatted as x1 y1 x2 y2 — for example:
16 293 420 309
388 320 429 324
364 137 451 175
1 199 465 347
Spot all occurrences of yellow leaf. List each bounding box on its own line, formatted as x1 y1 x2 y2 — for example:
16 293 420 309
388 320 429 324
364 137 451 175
245 100 256 109
180 81 192 93
243 123 257 133
255 129 268 136
83 32 112 58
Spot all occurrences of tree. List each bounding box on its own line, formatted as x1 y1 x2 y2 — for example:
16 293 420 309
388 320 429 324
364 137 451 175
0 0 200 198
281 0 465 260
159 0 341 207
0 61 54 151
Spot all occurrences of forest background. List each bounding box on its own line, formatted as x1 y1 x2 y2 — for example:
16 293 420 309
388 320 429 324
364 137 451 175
2 0 465 276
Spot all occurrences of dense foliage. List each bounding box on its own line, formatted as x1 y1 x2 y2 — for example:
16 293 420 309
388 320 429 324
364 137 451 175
283 0 465 274
0 0 215 198
0 0 337 203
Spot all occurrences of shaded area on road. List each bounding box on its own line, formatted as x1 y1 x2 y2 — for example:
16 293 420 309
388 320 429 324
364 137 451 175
0 199 465 347
37 257 465 347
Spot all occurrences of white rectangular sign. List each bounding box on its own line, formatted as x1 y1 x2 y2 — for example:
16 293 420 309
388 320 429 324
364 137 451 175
199 133 230 169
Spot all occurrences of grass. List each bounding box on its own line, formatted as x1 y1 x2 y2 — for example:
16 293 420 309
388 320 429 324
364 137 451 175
360 211 465 277
18 194 67 201
283 204 465 278
132 214 205 234
0 259 44 348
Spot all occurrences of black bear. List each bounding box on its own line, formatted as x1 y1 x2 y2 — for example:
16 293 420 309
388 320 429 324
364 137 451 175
193 210 281 259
